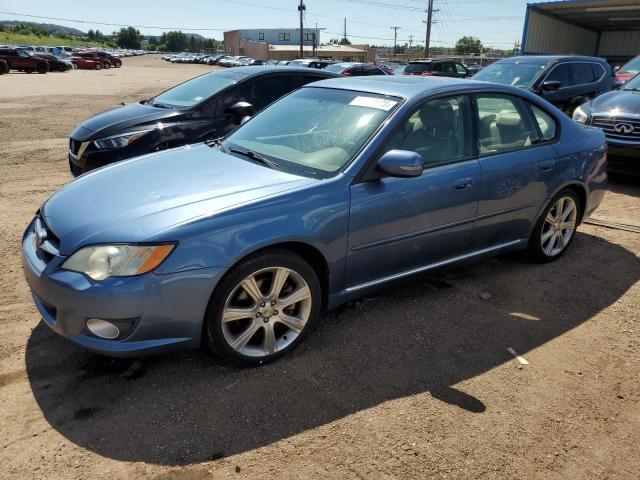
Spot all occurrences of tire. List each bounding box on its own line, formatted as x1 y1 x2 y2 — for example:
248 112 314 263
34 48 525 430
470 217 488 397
25 68 34 74
94 63 101 70
58 64 67 72
527 189 581 263
37 63 47 74
204 249 322 366
115 61 122 68
104 63 110 69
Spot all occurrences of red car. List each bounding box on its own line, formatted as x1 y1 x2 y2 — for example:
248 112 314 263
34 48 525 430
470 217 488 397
73 51 111 69
0 47 49 73
70 55 104 70
614 55 640 86
90 50 122 68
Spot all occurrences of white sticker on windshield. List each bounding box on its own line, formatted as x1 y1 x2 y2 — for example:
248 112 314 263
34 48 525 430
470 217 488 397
349 96 397 111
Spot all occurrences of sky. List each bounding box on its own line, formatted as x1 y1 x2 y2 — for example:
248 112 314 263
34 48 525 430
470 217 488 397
0 0 535 48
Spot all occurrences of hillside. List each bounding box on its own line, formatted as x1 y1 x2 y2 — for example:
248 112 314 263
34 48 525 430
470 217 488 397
0 31 107 48
0 20 85 36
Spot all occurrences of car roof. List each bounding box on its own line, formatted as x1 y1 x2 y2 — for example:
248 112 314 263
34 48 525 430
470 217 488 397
222 65 340 77
498 55 607 65
305 75 511 99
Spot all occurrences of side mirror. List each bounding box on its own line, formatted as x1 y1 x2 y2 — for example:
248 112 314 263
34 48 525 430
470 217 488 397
613 65 621 73
226 101 255 125
377 150 423 178
542 80 562 92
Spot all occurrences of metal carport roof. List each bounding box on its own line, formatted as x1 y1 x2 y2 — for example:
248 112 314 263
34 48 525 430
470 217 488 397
528 0 640 31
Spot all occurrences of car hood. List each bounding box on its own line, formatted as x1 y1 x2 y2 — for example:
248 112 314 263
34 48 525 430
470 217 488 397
590 89 640 113
42 144 316 255
72 102 183 140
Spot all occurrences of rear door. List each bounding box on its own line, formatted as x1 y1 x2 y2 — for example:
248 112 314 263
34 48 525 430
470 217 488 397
472 93 558 249
347 94 481 286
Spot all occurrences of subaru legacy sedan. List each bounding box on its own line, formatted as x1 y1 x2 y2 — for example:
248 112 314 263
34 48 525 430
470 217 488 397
23 76 607 365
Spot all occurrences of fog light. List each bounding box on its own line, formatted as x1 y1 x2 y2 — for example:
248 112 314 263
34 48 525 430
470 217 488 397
86 319 120 339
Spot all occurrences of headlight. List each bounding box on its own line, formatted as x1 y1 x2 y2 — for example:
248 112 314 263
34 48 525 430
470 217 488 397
572 105 589 124
63 244 175 281
93 129 153 149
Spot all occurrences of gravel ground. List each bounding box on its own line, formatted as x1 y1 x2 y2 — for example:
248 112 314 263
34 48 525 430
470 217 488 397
0 55 639 480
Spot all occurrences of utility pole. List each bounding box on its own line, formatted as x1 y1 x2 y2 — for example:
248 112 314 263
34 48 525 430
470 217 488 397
391 26 400 60
408 34 414 49
342 18 347 44
298 0 305 58
424 0 434 58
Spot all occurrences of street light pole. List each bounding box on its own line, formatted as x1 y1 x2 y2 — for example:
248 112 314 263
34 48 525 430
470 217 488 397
298 0 305 58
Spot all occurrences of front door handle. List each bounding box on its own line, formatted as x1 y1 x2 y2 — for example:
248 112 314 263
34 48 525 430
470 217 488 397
453 177 473 190
539 159 556 172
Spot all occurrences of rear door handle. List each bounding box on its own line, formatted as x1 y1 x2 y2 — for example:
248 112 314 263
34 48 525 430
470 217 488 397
539 159 556 172
453 177 473 190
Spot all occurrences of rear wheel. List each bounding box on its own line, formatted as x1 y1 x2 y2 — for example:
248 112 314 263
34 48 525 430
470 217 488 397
58 64 67 72
115 61 122 68
205 250 321 366
94 63 102 70
37 63 47 74
527 189 581 262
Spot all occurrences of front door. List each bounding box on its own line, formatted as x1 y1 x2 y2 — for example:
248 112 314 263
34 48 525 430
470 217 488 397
347 95 480 287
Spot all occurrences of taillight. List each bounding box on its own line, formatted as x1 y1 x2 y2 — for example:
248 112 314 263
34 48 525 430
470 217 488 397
342 71 351 76
421 71 434 76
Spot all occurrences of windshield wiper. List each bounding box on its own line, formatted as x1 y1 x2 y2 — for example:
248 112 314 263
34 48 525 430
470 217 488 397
150 101 171 109
229 147 280 170
206 138 226 151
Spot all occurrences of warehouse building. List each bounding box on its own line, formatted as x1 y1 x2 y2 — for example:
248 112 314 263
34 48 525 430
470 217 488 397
224 28 322 55
522 0 640 64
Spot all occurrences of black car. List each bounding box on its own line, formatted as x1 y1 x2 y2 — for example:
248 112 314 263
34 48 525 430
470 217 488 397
473 55 614 114
402 59 469 78
68 66 339 176
33 53 72 72
572 72 640 176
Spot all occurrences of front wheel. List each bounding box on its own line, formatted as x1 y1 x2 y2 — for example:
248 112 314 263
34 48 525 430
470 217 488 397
94 63 102 70
37 63 47 74
527 190 581 262
115 61 122 68
205 250 321 366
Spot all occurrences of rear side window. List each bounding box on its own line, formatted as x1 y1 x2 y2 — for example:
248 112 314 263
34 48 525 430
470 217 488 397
455 63 467 75
545 64 570 87
530 105 557 141
475 95 538 154
571 63 595 85
591 63 605 80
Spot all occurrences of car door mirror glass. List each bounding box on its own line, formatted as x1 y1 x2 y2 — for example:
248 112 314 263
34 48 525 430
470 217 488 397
226 101 255 125
377 150 423 178
542 80 562 91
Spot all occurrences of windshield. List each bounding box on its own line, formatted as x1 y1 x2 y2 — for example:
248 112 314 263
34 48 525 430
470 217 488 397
622 73 640 90
473 62 546 88
404 63 431 74
620 56 640 75
222 87 400 178
324 63 349 73
289 60 311 67
150 71 242 109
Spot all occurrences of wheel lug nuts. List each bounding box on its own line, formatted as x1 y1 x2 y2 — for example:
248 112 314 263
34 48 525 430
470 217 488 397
273 310 278 315
271 301 276 306
260 302 265 307
256 312 262 317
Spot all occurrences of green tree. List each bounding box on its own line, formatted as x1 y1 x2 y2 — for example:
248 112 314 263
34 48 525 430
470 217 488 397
165 31 189 52
116 27 142 49
454 36 482 55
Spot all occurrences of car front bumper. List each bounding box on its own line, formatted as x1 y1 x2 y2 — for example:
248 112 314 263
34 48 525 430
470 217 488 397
22 218 226 357
607 142 640 176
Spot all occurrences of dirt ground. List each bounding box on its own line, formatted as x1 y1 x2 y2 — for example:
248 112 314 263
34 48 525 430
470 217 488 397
0 55 639 480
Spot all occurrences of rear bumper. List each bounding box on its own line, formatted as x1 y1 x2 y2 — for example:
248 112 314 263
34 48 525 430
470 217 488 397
22 218 226 357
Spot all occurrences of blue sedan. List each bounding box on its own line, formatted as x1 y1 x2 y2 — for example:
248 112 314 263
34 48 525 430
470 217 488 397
22 76 607 365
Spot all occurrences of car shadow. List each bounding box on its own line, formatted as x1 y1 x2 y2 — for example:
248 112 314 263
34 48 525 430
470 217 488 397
607 173 640 197
25 231 640 465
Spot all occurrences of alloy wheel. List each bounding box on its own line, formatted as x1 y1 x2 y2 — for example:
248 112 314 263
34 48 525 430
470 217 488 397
541 196 577 257
221 267 312 358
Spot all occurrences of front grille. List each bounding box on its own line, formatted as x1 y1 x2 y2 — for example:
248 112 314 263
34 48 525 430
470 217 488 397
590 116 640 143
69 137 81 155
69 159 83 177
34 215 60 264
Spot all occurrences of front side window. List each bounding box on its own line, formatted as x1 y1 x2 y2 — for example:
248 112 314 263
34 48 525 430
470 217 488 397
473 61 546 88
545 64 570 87
530 105 557 141
476 95 538 154
385 95 472 167
238 75 293 111
18 50 31 58
455 63 467 75
222 87 400 178
150 71 242 109
404 62 431 74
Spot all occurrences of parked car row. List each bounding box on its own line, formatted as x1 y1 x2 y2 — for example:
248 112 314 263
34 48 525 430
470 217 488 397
24 67 609 366
0 45 125 73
